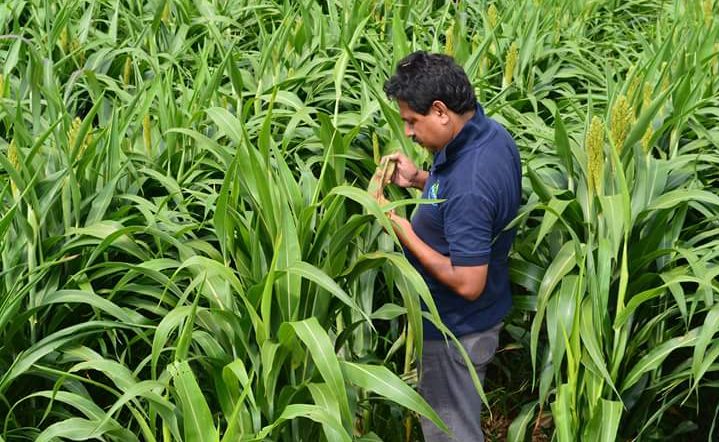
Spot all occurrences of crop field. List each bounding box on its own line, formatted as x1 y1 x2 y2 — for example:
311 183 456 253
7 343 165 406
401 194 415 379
1 0 718 440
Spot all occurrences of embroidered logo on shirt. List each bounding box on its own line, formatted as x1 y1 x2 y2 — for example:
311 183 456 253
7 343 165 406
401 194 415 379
429 180 440 205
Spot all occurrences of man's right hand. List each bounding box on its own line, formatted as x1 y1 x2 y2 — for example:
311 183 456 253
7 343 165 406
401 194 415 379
382 152 428 190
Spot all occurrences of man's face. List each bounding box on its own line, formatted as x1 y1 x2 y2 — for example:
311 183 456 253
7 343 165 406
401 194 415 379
398 100 452 152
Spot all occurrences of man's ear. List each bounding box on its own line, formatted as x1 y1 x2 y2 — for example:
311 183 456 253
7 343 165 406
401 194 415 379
431 100 451 123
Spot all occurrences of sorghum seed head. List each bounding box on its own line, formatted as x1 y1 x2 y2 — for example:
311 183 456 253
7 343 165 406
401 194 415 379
704 0 714 27
641 126 653 154
610 95 633 151
123 56 132 85
162 1 171 24
8 138 18 170
586 116 605 196
503 41 519 88
445 22 454 55
68 117 82 151
488 4 498 29
143 114 152 156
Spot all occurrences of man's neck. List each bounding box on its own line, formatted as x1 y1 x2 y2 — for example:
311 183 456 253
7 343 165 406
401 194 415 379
450 109 476 140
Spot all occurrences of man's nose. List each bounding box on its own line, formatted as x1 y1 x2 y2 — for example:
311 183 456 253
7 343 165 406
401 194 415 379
404 123 413 138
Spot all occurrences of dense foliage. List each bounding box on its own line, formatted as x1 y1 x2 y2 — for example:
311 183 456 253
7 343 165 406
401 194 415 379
1 0 718 440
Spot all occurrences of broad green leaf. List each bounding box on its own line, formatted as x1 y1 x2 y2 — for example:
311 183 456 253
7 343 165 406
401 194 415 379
274 205 302 322
40 289 147 325
507 402 537 442
35 418 117 442
551 384 574 442
70 221 149 263
285 261 369 323
621 328 699 392
621 86 672 151
254 404 351 442
22 391 139 441
152 306 196 377
328 185 396 244
598 400 623 442
692 303 719 391
647 189 719 211
533 198 571 252
531 241 578 373
527 164 553 204
308 383 346 442
213 157 237 263
546 276 577 383
554 109 574 179
509 259 543 294
206 107 245 145
579 298 620 397
260 339 285 419
169 361 219 442
370 303 407 320
0 321 127 394
280 318 352 430
341 361 448 433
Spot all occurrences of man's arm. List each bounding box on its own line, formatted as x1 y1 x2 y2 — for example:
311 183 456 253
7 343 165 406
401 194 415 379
390 214 488 301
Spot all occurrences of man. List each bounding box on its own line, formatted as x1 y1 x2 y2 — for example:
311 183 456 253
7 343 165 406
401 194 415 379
380 51 521 441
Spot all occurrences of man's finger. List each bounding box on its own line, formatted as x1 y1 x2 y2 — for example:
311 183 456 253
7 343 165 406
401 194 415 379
388 167 398 185
384 152 402 162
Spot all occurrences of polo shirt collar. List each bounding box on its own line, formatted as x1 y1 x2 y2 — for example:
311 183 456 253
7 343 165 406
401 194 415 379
431 102 490 171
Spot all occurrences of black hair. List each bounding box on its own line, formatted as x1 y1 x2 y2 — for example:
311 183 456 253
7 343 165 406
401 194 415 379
383 51 476 115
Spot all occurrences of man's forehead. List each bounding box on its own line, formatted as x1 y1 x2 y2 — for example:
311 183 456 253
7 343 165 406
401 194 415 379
398 101 420 118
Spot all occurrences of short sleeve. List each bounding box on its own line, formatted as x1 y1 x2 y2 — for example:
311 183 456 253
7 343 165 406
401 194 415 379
443 192 494 266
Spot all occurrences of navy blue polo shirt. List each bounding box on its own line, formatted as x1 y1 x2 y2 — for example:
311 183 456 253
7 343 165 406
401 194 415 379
407 103 521 340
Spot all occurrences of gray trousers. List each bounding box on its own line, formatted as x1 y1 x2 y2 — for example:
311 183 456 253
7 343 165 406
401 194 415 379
419 322 502 442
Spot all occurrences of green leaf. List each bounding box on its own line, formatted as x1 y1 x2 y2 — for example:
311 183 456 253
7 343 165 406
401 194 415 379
308 383 346 442
274 206 302 322
533 198 571 252
370 303 407 320
598 399 623 442
206 107 245 145
554 110 574 179
579 298 620 398
527 164 553 204
546 276 577 383
0 321 127 395
341 361 448 433
285 261 369 323
328 185 396 244
169 361 219 442
647 189 719 211
551 383 574 442
40 289 147 325
621 328 699 392
531 241 578 373
280 318 352 431
622 86 672 151
507 402 537 442
35 418 117 442
692 303 719 391
254 404 351 442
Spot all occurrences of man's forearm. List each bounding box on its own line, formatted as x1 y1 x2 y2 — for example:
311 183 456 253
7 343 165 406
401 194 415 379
391 216 486 300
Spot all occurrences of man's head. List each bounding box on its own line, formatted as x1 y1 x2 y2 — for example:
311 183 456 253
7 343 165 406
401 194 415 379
384 51 476 151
